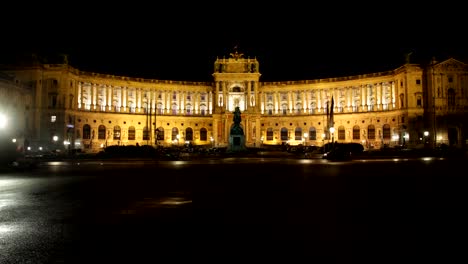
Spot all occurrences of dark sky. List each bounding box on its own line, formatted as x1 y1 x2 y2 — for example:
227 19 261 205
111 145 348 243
2 2 467 82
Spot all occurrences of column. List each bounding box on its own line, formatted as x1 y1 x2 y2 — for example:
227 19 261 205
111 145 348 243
78 81 83 109
222 82 227 110
361 84 366 111
208 91 213 114
91 83 96 110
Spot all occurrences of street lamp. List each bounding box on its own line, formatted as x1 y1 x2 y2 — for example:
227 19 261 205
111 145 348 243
210 136 214 148
424 131 429 146
176 134 180 146
329 127 335 143
303 132 308 146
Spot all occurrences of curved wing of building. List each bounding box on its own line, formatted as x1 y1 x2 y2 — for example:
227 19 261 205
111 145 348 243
1 50 467 153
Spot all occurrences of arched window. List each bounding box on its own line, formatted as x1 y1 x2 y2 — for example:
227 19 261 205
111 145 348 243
295 103 302 114
368 125 376 140
267 103 273 115
98 125 106 140
143 126 150 140
295 127 302 141
83 124 91 139
171 127 179 141
200 104 207 115
128 126 135 140
186 104 192 115
308 127 316 140
267 128 274 141
281 103 288 115
185 127 193 141
157 103 163 115
156 127 164 141
353 126 360 140
383 124 391 140
309 102 316 114
338 126 346 140
113 126 121 140
399 93 405 108
200 128 207 141
280 127 288 141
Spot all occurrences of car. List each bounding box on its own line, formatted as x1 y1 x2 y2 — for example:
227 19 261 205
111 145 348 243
322 147 352 161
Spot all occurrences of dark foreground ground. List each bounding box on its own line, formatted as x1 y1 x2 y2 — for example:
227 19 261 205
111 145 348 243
1 154 467 263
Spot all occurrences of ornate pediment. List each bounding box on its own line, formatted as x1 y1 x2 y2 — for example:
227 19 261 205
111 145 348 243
434 58 468 72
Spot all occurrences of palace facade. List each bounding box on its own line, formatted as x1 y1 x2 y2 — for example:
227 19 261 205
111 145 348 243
1 50 467 154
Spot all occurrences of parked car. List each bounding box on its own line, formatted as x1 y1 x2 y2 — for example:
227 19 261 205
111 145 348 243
322 142 363 161
322 147 352 161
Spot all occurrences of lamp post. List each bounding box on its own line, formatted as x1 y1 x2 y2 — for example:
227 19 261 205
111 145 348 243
176 134 180 147
303 132 308 146
210 136 214 148
329 127 335 144
424 131 429 147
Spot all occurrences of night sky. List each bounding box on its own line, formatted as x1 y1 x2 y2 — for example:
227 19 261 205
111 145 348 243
2 2 467 82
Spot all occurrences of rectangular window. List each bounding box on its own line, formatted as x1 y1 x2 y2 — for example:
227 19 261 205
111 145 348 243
338 129 345 140
128 130 135 140
143 130 150 140
51 116 56 122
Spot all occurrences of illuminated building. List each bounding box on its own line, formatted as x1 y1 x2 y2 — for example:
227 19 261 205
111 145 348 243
1 50 467 153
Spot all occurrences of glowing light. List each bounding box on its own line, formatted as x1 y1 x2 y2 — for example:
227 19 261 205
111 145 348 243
0 113 7 129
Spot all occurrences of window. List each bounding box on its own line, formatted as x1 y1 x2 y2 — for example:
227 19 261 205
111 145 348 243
417 96 422 107
51 116 56 122
98 125 106 140
267 103 273 115
281 104 287 115
383 124 391 140
113 126 121 140
200 104 207 115
156 127 165 141
448 88 455 107
48 93 58 108
267 128 274 141
338 126 345 140
157 103 163 115
171 127 179 141
295 127 302 141
83 124 91 139
416 79 421 85
185 128 193 141
280 128 288 141
353 126 360 140
143 127 150 140
200 128 207 141
309 127 316 140
368 125 375 140
128 126 135 140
